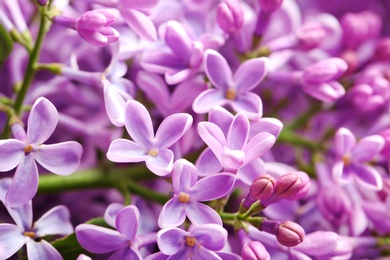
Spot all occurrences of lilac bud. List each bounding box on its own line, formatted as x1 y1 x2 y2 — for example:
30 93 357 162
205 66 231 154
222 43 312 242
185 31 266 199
275 171 310 200
258 0 283 11
242 241 270 260
37 0 48 5
317 185 352 225
242 174 275 209
339 49 359 75
379 128 390 157
296 21 327 50
373 38 390 61
276 221 305 247
217 0 243 33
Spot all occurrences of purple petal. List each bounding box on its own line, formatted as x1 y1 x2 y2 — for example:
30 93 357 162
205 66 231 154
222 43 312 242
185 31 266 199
164 20 193 62
244 132 276 165
165 68 194 85
227 113 249 150
172 159 199 194
249 118 283 139
115 205 139 240
301 81 345 102
0 224 27 259
192 89 228 114
186 202 222 226
107 139 148 163
235 57 268 93
119 0 159 11
120 9 157 41
190 173 235 201
145 149 174 176
231 92 263 120
141 52 186 74
104 203 124 228
5 200 33 231
136 71 170 112
197 122 226 162
125 100 154 149
351 135 384 162
109 247 142 260
157 228 188 255
294 231 338 255
334 127 356 155
192 247 221 260
209 106 234 135
0 139 24 171
27 97 58 145
203 49 232 91
155 113 192 149
77 11 107 30
195 148 223 176
351 164 383 191
76 224 127 253
237 159 266 185
221 148 245 171
104 83 127 127
332 160 345 180
26 239 62 260
158 199 186 228
34 141 82 175
77 30 108 47
6 154 38 207
191 224 227 251
34 206 73 237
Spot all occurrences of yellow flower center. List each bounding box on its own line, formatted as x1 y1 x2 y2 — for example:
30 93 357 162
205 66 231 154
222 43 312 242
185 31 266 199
148 149 159 157
342 154 351 166
24 145 33 153
225 89 236 100
178 192 190 203
185 236 197 247
23 231 35 239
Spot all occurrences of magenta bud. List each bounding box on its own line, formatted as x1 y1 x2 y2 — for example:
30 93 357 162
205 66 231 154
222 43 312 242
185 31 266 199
37 0 48 5
258 0 283 11
276 221 305 247
275 172 310 200
296 21 327 50
379 128 390 157
216 0 244 33
373 38 390 61
249 174 275 201
242 241 271 260
302 58 347 85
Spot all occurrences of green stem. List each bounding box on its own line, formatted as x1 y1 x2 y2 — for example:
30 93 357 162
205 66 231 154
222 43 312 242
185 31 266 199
277 127 324 151
286 102 322 130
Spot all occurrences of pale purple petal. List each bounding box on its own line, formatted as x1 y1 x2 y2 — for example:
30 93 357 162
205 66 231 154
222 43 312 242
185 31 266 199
203 49 232 91
136 71 170 112
0 139 24 171
215 251 241 260
120 9 157 41
104 83 127 127
192 247 221 260
109 247 142 260
221 148 245 171
351 164 383 191
115 205 139 240
195 148 223 176
192 89 228 114
165 68 194 85
301 82 345 102
197 122 226 162
145 252 168 260
351 135 384 162
77 30 108 47
34 206 73 237
104 203 124 228
334 128 356 156
227 113 249 150
119 0 159 11
155 113 193 149
191 224 227 251
76 224 127 253
27 97 58 145
332 160 345 180
6 200 33 231
164 20 193 62
190 173 235 201
237 159 266 185
158 199 186 228
26 239 62 260
157 228 188 255
6 154 38 207
125 100 154 149
141 52 186 74
209 106 234 135
249 118 283 139
294 231 338 255
0 224 27 259
145 149 174 176
34 141 82 175
172 159 198 194
107 139 148 163
186 202 222 226
234 57 268 93
231 92 263 120
168 248 189 259
244 132 276 165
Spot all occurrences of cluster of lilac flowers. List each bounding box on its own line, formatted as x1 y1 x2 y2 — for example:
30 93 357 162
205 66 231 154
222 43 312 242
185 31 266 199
1 0 390 259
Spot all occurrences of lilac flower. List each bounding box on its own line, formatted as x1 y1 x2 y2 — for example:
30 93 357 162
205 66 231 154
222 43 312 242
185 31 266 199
0 179 73 260
76 204 144 259
107 100 193 176
154 224 228 259
332 127 384 190
158 159 235 228
193 49 268 120
0 97 83 206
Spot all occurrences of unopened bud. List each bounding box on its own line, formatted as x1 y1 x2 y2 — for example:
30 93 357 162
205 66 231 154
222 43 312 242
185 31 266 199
242 174 275 209
37 0 48 5
217 0 243 33
258 0 283 11
373 38 390 61
275 172 310 200
296 21 327 50
242 241 270 260
276 221 305 247
380 128 390 157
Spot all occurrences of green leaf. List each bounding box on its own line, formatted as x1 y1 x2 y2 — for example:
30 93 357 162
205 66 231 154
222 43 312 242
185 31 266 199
0 24 13 66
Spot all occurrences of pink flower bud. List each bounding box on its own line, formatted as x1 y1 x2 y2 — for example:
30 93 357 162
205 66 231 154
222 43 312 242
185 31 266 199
379 128 390 157
242 174 276 209
276 221 305 247
37 0 48 5
216 0 244 33
296 21 327 50
242 241 271 260
258 0 283 11
275 172 310 200
373 38 390 61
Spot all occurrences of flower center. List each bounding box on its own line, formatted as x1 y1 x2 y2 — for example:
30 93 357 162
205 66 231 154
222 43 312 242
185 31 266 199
342 154 351 166
24 145 33 153
178 192 190 203
23 231 35 239
148 149 159 157
225 89 236 100
185 236 197 247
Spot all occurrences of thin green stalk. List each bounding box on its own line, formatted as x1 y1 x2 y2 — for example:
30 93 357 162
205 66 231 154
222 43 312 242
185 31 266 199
277 127 324 151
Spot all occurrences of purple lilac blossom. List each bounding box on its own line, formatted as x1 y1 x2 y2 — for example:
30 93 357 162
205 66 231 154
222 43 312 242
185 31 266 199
0 97 83 206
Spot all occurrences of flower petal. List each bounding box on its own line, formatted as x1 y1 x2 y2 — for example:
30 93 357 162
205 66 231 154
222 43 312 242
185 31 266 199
115 205 139 240
249 117 283 139
5 154 38 207
107 139 148 163
76 224 127 253
237 159 266 185
197 122 226 162
186 202 222 226
164 20 193 62
34 205 73 237
209 106 234 135
158 199 186 228
195 148 223 176
0 224 27 259
0 139 24 171
203 49 232 91
191 224 227 251
294 231 338 255
192 247 221 260
27 97 58 145
125 100 154 149
172 159 198 194
230 92 263 120
334 127 356 156
120 9 157 41
35 142 82 175
243 132 275 165
351 135 384 162
104 83 127 127
157 227 188 255
227 113 249 150
234 57 268 93
145 149 174 176
155 113 192 149
192 89 227 114
109 247 142 260
165 68 193 85
26 239 63 260
351 164 383 191
190 173 235 201
104 203 124 228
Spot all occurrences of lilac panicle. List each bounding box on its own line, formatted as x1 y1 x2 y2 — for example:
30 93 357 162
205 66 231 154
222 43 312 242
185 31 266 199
158 159 235 228
107 100 193 176
332 127 384 190
0 97 83 206
193 49 268 120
